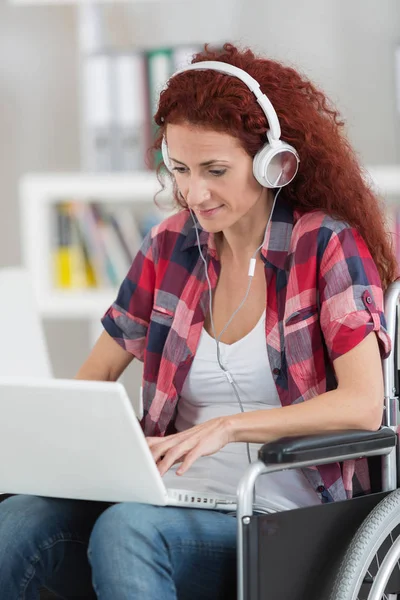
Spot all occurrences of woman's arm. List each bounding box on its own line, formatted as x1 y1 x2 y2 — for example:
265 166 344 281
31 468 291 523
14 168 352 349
148 331 384 475
227 330 384 443
75 330 134 382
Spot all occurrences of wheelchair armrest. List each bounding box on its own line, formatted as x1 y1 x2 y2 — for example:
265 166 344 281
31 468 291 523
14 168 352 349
258 427 397 465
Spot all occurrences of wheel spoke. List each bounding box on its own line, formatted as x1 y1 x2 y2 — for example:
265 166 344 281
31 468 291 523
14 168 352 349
330 490 400 600
389 532 400 576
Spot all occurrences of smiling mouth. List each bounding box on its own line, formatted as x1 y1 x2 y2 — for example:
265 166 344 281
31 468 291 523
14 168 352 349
198 206 223 214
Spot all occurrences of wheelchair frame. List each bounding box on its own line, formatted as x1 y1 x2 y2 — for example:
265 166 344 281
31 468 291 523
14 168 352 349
236 280 400 600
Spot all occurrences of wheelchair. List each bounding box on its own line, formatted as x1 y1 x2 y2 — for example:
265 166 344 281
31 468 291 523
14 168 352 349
236 279 400 600
4 282 400 600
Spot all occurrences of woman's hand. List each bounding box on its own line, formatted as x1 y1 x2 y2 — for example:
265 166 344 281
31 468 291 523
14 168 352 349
146 417 233 476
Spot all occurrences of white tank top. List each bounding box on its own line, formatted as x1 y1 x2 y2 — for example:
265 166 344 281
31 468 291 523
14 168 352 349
162 310 320 512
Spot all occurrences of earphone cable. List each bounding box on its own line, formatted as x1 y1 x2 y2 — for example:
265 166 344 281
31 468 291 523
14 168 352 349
190 187 281 465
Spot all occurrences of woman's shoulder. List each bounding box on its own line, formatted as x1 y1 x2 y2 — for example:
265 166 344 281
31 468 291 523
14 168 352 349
291 209 357 252
291 209 371 269
293 209 353 237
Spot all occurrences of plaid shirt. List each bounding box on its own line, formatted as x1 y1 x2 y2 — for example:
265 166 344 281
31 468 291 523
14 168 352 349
102 197 391 503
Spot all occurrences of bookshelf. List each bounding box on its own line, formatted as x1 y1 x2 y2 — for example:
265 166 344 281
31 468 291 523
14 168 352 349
19 172 174 342
19 166 400 339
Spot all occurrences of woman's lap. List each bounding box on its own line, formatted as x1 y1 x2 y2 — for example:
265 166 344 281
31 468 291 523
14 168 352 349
89 502 237 599
0 494 109 599
0 494 237 600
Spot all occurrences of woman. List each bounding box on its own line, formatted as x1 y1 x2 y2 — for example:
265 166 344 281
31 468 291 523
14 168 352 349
0 43 396 600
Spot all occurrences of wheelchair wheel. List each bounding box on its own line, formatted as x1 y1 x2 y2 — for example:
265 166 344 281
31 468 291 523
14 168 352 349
330 489 400 600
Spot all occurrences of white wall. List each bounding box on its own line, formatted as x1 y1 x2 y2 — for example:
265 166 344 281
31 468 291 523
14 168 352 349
235 0 400 165
0 4 80 266
1 0 400 379
120 0 400 164
0 4 94 377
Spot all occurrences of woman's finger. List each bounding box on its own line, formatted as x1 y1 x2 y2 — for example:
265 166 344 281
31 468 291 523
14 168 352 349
146 436 165 447
157 438 199 476
176 446 202 475
147 428 201 461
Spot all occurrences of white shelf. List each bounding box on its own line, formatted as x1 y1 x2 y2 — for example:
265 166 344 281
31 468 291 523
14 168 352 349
20 167 400 321
20 171 174 320
38 290 118 319
20 171 170 202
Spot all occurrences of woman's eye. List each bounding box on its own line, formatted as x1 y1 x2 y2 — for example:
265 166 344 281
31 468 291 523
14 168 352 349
171 167 226 177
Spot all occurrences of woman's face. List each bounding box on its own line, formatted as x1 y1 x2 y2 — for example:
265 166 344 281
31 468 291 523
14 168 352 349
166 122 268 233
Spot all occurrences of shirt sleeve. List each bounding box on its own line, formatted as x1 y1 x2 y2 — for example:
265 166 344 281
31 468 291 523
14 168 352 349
318 225 391 362
101 230 156 361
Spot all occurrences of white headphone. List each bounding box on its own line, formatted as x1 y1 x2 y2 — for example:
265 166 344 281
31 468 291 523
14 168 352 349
161 60 300 188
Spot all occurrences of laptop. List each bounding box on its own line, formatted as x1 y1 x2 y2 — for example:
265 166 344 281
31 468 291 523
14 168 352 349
0 376 237 511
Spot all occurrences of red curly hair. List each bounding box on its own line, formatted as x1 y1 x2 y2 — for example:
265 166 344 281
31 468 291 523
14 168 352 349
152 43 397 290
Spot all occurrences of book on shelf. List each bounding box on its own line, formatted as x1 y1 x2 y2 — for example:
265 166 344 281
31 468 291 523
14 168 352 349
91 204 131 286
53 203 88 289
70 206 97 288
69 201 110 288
107 205 143 261
52 200 161 291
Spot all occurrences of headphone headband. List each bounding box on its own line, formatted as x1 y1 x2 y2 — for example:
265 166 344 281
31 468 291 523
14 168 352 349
171 61 281 142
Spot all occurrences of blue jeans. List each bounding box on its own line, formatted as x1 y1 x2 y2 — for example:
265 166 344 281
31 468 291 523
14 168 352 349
0 494 237 599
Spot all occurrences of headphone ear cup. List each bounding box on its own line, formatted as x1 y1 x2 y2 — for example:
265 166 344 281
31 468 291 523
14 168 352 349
253 144 273 188
253 141 300 188
161 136 173 173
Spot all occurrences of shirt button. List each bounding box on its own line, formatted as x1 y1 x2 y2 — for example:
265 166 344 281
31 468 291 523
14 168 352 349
317 485 325 493
272 368 280 375
366 296 372 304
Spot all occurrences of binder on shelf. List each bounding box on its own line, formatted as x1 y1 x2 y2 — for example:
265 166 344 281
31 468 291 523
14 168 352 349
146 48 174 169
114 52 148 172
53 203 72 289
81 45 204 172
83 53 114 171
53 203 87 289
